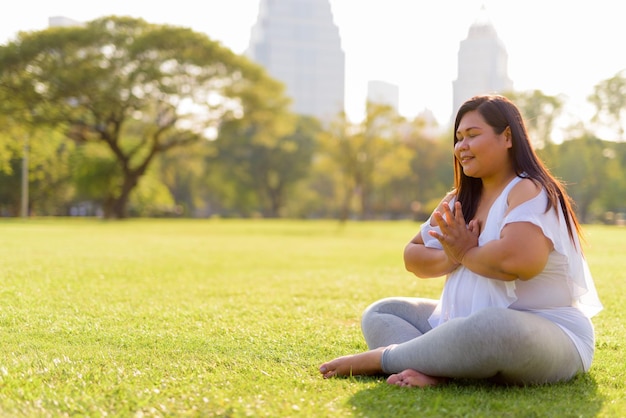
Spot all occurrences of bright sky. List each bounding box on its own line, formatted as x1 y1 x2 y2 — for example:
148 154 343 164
2 0 625 132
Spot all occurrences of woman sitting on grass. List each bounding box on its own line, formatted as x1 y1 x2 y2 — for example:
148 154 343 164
319 95 602 387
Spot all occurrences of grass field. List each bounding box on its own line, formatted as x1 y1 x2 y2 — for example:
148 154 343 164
0 218 624 417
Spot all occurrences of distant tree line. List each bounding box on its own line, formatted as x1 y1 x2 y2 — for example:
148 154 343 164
1 16 625 223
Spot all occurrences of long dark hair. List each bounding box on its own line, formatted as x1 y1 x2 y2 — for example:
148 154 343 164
453 95 582 244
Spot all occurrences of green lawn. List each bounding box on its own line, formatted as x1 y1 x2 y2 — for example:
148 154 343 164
0 218 623 417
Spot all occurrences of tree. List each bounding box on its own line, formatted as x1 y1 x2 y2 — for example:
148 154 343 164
596 141 626 220
157 140 211 217
588 70 626 141
551 135 609 222
255 115 318 217
0 116 18 176
319 102 406 220
0 123 22 215
213 101 318 217
506 89 563 148
0 16 287 218
0 117 74 216
401 115 454 219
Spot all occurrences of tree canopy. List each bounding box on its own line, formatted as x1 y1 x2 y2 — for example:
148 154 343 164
1 20 625 222
0 15 291 218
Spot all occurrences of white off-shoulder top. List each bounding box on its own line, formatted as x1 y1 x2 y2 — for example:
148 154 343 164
421 176 603 371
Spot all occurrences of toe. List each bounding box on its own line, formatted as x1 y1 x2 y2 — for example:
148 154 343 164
386 373 401 385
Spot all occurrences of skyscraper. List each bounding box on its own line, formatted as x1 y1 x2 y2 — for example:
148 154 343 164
452 6 513 119
48 16 84 28
367 80 399 113
246 0 345 122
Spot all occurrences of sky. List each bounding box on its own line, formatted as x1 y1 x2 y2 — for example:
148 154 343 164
1 0 625 134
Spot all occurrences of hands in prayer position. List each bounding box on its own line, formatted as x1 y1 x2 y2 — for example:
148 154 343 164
429 201 479 265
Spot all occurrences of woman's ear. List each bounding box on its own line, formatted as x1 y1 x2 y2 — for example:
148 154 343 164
504 126 513 147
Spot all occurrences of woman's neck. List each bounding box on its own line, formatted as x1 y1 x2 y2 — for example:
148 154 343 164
481 171 517 198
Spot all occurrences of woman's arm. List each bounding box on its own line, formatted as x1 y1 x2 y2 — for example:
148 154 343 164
403 233 460 278
430 180 553 281
460 222 551 281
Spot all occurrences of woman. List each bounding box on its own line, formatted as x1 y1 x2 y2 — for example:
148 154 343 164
319 95 602 387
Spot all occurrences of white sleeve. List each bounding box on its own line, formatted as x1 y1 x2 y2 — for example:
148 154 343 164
502 190 603 317
420 218 443 249
419 196 458 249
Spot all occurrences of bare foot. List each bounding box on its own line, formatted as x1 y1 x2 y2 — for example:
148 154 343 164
319 347 386 379
387 369 446 388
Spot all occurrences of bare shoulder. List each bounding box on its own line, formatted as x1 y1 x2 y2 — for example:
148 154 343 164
507 178 541 210
437 189 457 210
442 189 457 204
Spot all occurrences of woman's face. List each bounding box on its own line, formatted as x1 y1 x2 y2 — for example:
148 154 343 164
454 110 512 179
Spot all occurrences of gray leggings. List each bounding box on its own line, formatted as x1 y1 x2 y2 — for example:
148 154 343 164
361 297 584 385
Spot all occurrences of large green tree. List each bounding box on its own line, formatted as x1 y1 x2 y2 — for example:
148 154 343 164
0 16 288 218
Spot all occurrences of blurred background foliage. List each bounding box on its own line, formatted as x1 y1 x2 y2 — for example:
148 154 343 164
1 17 625 222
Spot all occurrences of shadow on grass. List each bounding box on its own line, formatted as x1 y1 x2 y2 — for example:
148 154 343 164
348 373 603 417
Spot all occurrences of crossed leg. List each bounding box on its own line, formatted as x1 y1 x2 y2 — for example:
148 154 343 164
386 369 446 387
320 302 583 387
319 347 386 379
320 297 442 386
318 346 446 388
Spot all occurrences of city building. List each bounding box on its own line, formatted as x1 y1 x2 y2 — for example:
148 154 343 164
246 0 345 122
48 16 84 28
367 80 399 113
452 6 513 119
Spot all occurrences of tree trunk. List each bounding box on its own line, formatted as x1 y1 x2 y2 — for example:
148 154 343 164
359 184 373 220
339 185 354 222
103 172 141 219
267 186 282 218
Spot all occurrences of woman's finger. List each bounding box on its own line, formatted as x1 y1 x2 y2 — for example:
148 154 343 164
432 211 448 231
454 201 466 226
441 202 455 226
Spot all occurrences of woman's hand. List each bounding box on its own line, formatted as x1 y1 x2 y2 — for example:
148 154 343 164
428 201 479 264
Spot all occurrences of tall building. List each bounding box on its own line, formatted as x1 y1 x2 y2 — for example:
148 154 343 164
246 0 345 122
48 16 84 28
367 80 399 113
452 6 513 119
